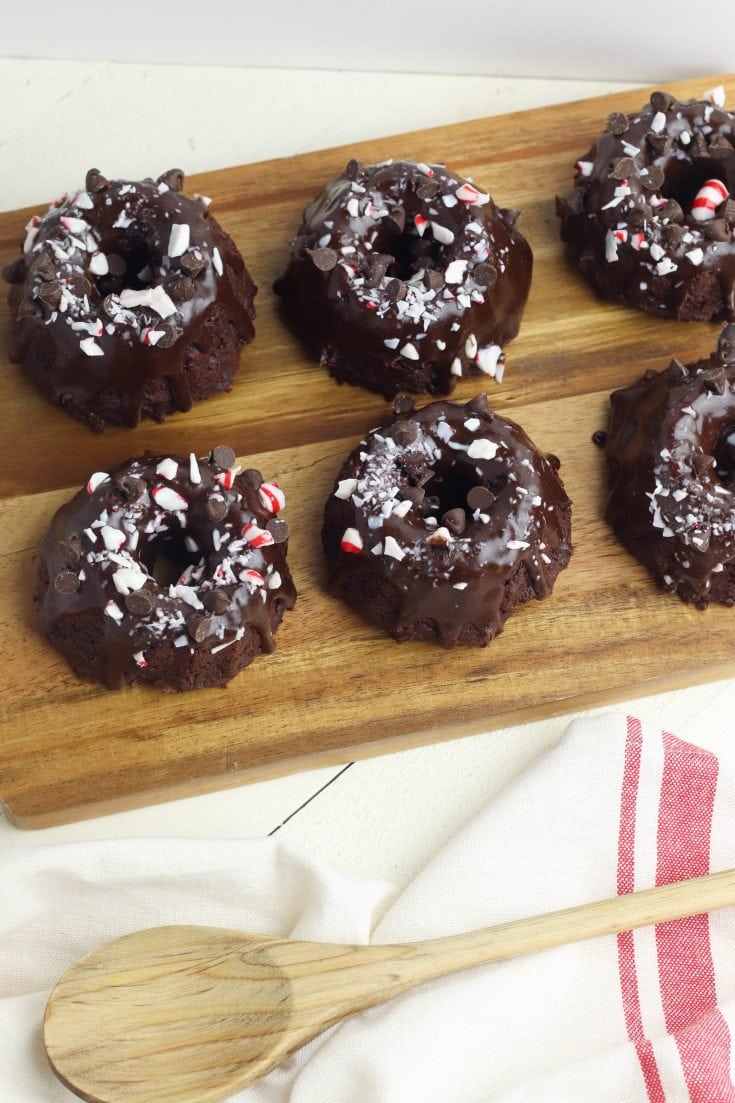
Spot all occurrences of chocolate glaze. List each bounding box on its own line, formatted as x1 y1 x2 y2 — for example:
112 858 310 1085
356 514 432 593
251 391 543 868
605 324 735 607
37 449 296 689
557 89 735 320
3 170 256 429
322 396 572 645
275 160 532 398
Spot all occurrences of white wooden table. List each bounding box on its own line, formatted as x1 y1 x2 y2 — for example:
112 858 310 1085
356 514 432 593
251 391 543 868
1 59 731 884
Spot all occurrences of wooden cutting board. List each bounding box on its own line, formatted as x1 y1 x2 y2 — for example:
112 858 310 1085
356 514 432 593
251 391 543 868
2 74 733 830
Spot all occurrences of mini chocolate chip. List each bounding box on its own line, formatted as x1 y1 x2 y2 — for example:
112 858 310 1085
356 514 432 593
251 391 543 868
307 247 338 272
473 263 497 288
666 358 689 382
125 589 154 615
663 223 685 247
690 132 708 157
211 444 236 469
386 278 407 301
424 269 443 291
705 219 731 241
592 429 609 448
169 276 195 303
393 421 418 446
157 168 185 191
2 258 26 284
385 207 406 233
153 322 179 349
547 453 561 471
343 158 362 181
609 156 635 180
466 486 495 511
102 294 119 317
692 453 716 477
188 614 215 643
465 393 490 416
58 534 82 561
66 274 92 299
37 281 62 308
180 250 206 277
641 165 664 190
16 297 41 320
422 494 441 516
442 508 467 535
708 133 733 158
416 180 439 199
646 132 673 157
266 518 289 543
54 570 80 594
116 475 146 500
106 253 126 277
606 111 629 135
241 468 263 488
203 590 231 614
392 394 415 415
400 486 425 507
659 198 683 224
628 203 653 229
364 254 393 289
701 364 726 395
718 324 735 363
85 168 109 193
650 91 675 113
205 497 227 522
723 199 735 224
30 253 56 281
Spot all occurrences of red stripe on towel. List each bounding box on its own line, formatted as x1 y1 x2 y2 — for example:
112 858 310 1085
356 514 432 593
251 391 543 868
617 716 666 1102
655 731 734 1101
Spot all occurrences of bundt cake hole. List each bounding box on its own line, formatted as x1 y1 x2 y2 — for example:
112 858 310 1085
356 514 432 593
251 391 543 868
141 533 201 588
661 158 729 214
712 423 735 484
93 231 158 296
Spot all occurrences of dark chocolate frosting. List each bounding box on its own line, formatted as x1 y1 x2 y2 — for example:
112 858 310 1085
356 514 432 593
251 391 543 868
322 396 572 645
37 448 296 688
557 86 735 320
3 169 256 428
604 323 735 606
275 159 532 398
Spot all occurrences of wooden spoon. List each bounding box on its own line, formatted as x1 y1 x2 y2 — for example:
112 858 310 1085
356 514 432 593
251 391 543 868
45 868 735 1103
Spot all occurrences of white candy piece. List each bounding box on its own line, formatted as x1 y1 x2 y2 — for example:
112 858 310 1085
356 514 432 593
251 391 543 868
686 248 704 266
167 223 190 257
79 337 104 357
112 567 148 596
650 111 667 134
189 453 201 484
427 526 453 546
119 287 177 319
335 478 358 500
507 539 531 550
100 525 125 551
212 247 223 276
383 536 406 561
431 222 455 245
467 438 499 460
476 345 501 376
455 182 489 205
400 342 420 360
60 215 90 235
445 259 468 284
384 338 400 350
87 471 109 494
74 191 94 210
105 599 124 620
465 333 478 359
704 85 726 108
450 358 463 377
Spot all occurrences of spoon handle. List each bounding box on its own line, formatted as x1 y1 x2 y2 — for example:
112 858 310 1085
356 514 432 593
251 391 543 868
395 868 735 985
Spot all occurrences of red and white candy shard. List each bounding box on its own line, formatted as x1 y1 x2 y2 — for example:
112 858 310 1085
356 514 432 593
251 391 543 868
416 163 434 177
87 471 110 494
151 485 189 511
340 527 363 553
258 482 286 513
142 327 165 346
455 182 490 205
413 214 428 236
100 525 126 551
576 161 593 177
119 286 177 319
155 457 179 480
242 522 275 548
60 215 90 235
104 599 124 621
133 651 148 667
239 568 264 586
691 179 728 221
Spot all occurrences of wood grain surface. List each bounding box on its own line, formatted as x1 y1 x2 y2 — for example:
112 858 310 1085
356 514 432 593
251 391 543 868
1 74 732 829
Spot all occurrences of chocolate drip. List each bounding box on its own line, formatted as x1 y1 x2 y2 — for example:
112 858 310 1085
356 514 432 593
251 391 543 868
322 398 572 646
